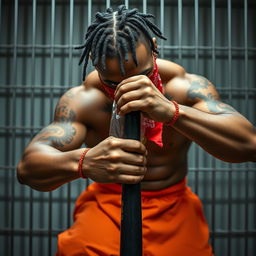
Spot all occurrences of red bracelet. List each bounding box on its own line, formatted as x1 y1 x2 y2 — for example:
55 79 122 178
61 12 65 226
165 101 179 126
78 148 90 179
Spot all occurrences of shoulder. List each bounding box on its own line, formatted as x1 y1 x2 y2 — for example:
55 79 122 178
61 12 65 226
157 58 186 84
164 71 220 107
54 71 110 123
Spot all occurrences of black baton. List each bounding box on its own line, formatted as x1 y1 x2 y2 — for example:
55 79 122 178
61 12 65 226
120 111 142 256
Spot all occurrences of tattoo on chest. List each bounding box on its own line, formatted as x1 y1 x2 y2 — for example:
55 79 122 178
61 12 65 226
187 75 237 114
36 123 76 148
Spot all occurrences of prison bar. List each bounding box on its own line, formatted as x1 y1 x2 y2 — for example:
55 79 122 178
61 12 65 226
0 1 255 256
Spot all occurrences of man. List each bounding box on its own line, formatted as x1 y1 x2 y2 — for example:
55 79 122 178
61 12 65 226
17 5 256 256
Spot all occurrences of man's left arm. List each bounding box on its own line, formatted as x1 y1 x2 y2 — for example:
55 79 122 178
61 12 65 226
170 73 256 163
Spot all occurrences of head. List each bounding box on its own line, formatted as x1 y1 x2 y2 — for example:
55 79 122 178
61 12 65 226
76 5 166 83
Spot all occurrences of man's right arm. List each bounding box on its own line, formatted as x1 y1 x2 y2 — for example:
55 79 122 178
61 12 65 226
17 86 147 191
17 87 87 191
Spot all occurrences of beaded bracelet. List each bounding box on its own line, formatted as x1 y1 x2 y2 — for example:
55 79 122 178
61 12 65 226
78 148 90 179
165 101 180 126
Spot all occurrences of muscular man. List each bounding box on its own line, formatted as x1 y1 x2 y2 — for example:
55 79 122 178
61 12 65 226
17 5 256 256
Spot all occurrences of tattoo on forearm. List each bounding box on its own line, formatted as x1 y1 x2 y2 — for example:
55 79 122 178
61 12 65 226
188 75 237 114
36 123 76 147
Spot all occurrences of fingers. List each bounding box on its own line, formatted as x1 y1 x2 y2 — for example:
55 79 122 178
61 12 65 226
107 137 147 155
116 75 146 91
115 174 144 184
106 163 147 176
115 75 152 101
115 80 142 102
118 100 147 116
116 91 143 114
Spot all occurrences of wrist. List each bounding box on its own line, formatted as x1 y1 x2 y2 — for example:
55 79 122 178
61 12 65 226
78 148 91 179
165 100 180 126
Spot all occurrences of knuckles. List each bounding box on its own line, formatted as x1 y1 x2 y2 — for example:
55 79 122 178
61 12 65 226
107 137 120 148
106 164 118 173
108 151 121 162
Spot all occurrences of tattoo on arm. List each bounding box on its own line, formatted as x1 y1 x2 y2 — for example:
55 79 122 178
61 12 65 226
187 75 237 114
36 123 76 148
54 101 76 122
36 94 78 148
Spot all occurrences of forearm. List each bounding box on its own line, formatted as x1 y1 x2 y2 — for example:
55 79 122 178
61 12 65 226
17 143 85 191
173 105 256 162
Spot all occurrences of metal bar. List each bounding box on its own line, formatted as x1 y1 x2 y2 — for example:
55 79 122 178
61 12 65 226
1 227 255 237
178 0 182 62
211 0 216 251
160 0 164 58
0 190 255 204
4 1 11 254
10 1 19 255
1 44 256 51
106 0 110 9
227 1 232 255
125 0 129 9
29 1 37 255
67 0 74 229
194 0 199 195
1 85 256 92
143 0 147 13
0 0 2 37
88 0 91 27
19 3 28 252
48 0 56 254
244 1 249 255
86 0 92 189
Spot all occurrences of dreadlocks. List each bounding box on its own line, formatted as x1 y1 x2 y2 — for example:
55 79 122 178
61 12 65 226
76 5 167 80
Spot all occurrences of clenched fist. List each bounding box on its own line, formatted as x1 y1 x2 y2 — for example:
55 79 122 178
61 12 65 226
82 136 147 184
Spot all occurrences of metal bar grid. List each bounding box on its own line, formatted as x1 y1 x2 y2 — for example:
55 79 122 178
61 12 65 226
0 1 255 255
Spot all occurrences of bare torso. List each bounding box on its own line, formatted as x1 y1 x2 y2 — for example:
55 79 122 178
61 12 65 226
76 59 192 190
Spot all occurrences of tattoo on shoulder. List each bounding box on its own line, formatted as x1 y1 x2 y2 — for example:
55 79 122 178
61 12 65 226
187 75 214 101
54 102 76 122
36 123 76 148
187 75 237 114
64 90 75 98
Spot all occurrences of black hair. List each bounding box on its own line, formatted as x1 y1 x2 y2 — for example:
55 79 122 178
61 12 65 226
76 5 166 80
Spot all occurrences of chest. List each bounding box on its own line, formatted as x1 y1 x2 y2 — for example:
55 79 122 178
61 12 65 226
83 105 189 156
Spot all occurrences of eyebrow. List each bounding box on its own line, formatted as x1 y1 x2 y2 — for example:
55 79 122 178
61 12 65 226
103 66 153 86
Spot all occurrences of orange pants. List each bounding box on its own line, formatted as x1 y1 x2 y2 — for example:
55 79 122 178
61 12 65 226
56 178 213 256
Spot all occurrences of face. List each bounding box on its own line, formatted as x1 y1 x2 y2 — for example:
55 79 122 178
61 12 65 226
96 40 155 88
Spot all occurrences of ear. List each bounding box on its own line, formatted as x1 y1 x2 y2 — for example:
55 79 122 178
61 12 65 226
152 37 158 51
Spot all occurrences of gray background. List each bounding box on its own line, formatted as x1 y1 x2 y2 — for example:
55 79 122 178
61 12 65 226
0 0 255 255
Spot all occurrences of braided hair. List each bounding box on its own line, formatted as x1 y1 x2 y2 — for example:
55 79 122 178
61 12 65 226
76 5 167 80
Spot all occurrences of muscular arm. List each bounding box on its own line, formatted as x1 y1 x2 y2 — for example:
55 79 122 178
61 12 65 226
17 88 87 191
169 74 256 162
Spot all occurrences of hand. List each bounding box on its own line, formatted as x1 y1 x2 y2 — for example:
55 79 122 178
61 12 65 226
82 136 147 184
114 75 175 123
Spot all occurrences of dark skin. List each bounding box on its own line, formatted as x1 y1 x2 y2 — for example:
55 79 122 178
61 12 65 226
17 38 256 192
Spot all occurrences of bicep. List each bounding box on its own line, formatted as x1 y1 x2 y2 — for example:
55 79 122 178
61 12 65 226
28 88 87 151
30 121 86 151
186 74 240 115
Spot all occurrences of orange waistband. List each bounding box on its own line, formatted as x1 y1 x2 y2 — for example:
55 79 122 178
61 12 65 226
92 178 187 198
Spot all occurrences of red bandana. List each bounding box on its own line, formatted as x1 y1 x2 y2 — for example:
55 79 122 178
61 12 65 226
100 57 163 147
